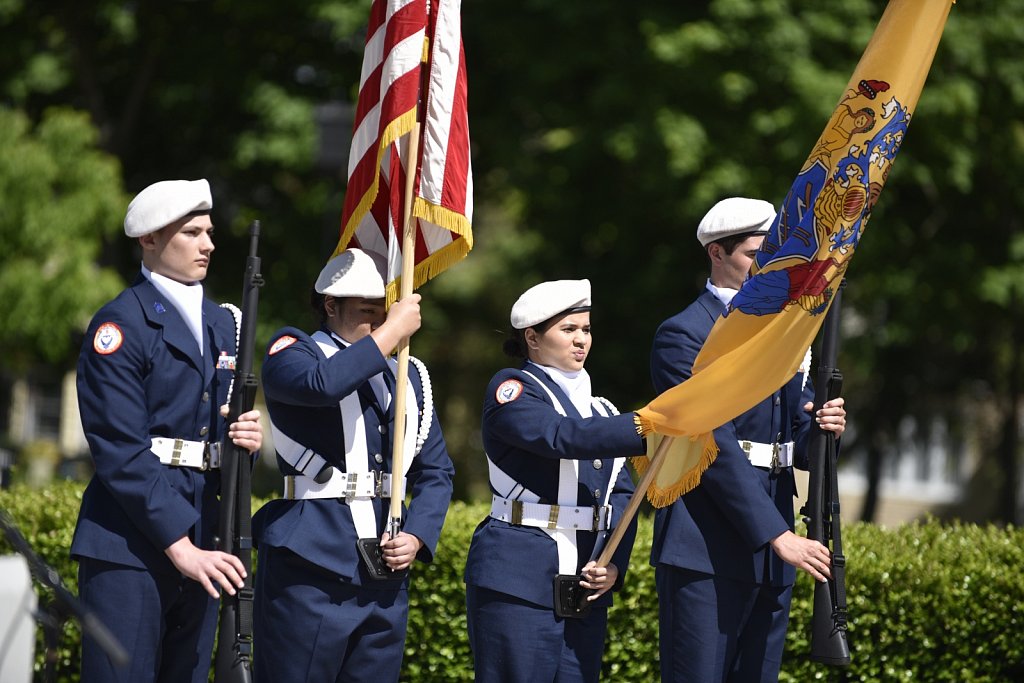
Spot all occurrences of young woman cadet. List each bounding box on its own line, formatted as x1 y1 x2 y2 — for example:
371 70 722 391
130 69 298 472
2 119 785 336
464 279 645 683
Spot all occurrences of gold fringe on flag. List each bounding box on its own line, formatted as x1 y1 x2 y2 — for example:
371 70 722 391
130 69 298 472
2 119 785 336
630 433 719 508
334 107 419 256
383 237 471 307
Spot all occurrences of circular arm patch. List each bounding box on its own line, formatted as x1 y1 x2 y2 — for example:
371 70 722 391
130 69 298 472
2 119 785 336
93 323 124 355
268 335 298 355
495 379 524 404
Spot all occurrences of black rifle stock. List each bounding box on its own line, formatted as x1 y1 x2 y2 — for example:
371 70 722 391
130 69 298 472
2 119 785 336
214 221 263 683
802 280 851 666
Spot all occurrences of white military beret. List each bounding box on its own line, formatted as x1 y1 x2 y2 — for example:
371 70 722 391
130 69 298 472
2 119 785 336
510 279 591 330
124 179 212 238
696 197 776 247
315 248 386 299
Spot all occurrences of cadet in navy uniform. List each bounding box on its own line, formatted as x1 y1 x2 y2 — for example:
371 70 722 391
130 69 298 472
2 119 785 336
253 249 454 683
72 179 263 683
649 197 847 682
464 279 645 683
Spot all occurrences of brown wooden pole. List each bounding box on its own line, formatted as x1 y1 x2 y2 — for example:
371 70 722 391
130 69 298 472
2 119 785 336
387 120 422 530
594 435 675 567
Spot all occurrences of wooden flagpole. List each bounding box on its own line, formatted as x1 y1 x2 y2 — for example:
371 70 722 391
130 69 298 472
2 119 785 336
386 118 422 537
594 435 675 568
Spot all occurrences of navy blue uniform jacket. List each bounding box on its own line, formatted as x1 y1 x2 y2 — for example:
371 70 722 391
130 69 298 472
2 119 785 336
464 364 645 608
254 328 454 587
650 290 814 586
72 275 235 572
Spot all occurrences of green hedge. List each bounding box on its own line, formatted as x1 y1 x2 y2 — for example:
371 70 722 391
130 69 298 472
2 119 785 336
2 482 1023 682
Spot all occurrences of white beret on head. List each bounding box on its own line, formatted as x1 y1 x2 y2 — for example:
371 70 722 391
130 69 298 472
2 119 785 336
696 197 776 247
315 248 386 299
510 279 592 330
124 179 212 238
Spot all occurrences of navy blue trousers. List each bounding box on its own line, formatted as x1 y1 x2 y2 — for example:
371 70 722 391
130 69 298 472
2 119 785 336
656 566 793 683
77 557 218 683
254 545 409 683
466 584 608 683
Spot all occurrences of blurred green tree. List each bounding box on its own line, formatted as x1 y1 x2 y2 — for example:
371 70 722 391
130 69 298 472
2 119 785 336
1 0 1023 519
0 106 125 370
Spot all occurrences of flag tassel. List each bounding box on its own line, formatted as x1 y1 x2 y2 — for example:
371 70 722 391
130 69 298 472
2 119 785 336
630 433 718 508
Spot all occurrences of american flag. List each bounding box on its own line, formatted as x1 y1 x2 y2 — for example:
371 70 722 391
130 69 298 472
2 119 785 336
337 0 473 301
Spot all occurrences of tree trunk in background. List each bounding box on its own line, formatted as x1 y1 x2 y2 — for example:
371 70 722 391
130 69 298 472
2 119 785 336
861 435 883 523
997 293 1021 524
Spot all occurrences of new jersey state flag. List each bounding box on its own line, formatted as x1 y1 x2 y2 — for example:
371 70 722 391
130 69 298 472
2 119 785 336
633 0 955 507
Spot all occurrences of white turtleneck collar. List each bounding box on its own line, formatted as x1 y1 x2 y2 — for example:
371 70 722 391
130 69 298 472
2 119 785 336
706 278 739 308
528 361 593 417
142 264 205 355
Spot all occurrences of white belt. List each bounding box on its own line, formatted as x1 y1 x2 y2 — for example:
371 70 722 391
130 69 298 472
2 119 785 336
283 471 394 501
739 440 795 470
489 495 611 532
150 438 221 470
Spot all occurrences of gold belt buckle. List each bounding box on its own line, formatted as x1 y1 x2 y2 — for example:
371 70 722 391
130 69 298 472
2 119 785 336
171 438 184 467
510 500 524 526
547 504 560 530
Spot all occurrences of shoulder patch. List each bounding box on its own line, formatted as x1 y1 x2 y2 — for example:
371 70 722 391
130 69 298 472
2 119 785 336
93 322 124 355
269 335 298 355
495 379 524 404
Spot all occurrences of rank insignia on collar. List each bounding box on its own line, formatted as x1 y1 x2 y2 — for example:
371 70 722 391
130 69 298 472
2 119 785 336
217 352 237 370
93 322 124 355
495 379 524 404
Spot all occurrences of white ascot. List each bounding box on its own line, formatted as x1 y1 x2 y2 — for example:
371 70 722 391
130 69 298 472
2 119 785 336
144 265 205 354
529 362 594 417
706 278 740 308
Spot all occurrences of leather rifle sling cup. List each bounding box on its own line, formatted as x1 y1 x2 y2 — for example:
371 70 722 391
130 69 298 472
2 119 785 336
356 538 410 581
553 574 593 619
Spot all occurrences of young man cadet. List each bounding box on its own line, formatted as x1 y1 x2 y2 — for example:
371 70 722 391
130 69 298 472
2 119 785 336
72 178 263 682
253 248 454 683
649 197 847 682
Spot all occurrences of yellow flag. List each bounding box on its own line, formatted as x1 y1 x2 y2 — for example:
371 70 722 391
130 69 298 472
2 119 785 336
633 0 954 508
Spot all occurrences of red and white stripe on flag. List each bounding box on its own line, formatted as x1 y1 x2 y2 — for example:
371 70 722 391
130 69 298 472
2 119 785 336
337 0 473 303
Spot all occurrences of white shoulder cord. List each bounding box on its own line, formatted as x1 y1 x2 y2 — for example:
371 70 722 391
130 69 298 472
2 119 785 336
408 355 433 455
799 346 813 391
220 303 243 404
592 396 619 417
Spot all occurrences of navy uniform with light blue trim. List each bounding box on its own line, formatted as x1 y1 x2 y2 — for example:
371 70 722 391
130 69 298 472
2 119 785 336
464 361 643 683
651 283 815 680
253 325 454 683
73 277 238 682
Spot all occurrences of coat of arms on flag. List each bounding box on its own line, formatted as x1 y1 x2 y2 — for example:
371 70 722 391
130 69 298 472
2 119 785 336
632 0 955 507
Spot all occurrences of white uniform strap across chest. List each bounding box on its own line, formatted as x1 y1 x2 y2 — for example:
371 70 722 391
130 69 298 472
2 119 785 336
267 330 424 539
487 368 626 574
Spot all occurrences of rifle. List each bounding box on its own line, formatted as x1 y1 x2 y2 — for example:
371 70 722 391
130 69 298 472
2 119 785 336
801 279 851 666
213 221 263 683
